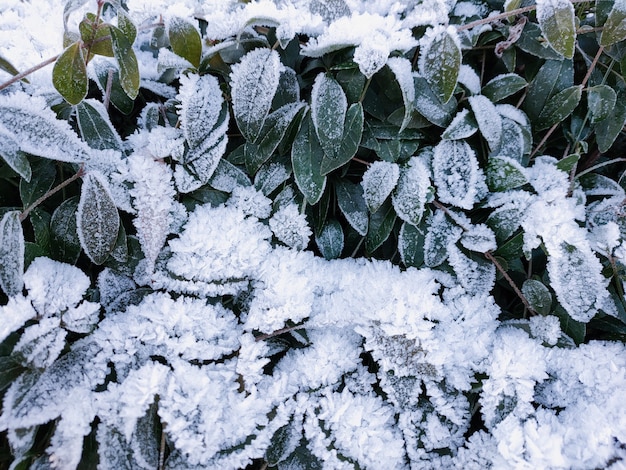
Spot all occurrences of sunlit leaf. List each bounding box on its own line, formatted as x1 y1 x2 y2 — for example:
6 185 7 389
536 0 576 58
168 16 202 68
110 25 140 100
419 26 461 103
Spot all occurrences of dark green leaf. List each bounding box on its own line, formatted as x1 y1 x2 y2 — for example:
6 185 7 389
52 41 88 105
320 102 363 175
522 279 552 315
0 128 31 181
595 90 626 152
19 159 56 208
556 153 580 173
524 59 573 122
117 9 137 45
75 99 123 150
516 22 563 59
292 114 327 205
424 210 462 267
442 109 478 140
315 219 344 259
168 16 202 68
93 61 134 114
208 159 251 192
0 211 24 297
600 1 626 46
486 156 528 191
0 55 24 80
482 73 527 102
311 74 347 159
29 209 51 252
399 221 425 267
554 306 586 344
587 84 617 123
536 85 582 130
413 76 456 127
490 117 526 163
419 27 461 103
50 196 82 264
0 356 24 392
336 180 368 236
110 25 140 100
254 157 292 195
537 0 576 58
365 199 396 253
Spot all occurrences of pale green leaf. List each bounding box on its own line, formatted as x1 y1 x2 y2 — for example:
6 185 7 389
117 9 137 45
110 26 140 100
419 26 461 103
52 41 88 105
536 0 576 58
0 211 25 297
168 16 202 68
600 0 626 46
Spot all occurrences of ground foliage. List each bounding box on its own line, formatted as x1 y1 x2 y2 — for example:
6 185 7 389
1 0 626 468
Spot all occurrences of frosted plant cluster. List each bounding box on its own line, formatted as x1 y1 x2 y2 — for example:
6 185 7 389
0 0 625 469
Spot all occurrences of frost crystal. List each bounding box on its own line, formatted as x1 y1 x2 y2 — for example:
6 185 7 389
361 160 400 213
529 315 561 345
392 157 431 226
269 204 312 250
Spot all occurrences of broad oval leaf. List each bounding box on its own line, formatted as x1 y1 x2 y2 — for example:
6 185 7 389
167 16 202 68
556 153 580 173
469 95 502 151
336 180 369 236
442 109 478 140
536 85 582 130
110 26 140 100
399 221 425 267
0 128 31 181
117 9 137 46
52 41 88 105
418 25 461 103
79 13 113 57
536 0 576 58
361 161 400 213
0 211 25 297
320 102 364 175
254 158 292 196
387 57 415 132
596 90 626 152
75 99 123 151
587 84 617 123
432 139 481 209
19 159 56 208
413 76 457 127
77 173 120 265
524 59 573 122
392 158 432 226
366 199 397 254
231 48 283 143
315 219 344 260
490 117 526 163
482 73 527 102
487 156 528 191
424 210 463 267
311 73 347 159
600 0 626 46
522 279 553 315
292 113 327 205
208 159 251 193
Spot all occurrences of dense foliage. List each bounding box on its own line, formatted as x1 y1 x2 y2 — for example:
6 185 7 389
1 0 626 468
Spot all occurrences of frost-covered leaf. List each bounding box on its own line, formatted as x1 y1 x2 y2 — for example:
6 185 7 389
489 117 526 163
387 57 415 132
536 85 581 130
273 68 300 109
255 159 291 196
92 59 134 115
487 190 534 241
361 161 399 213
231 48 283 142
117 9 137 45
185 134 229 186
442 109 478 140
432 139 481 209
424 210 463 267
366 199 396 253
460 224 497 252
419 25 461 103
77 173 120 265
556 153 580 173
292 113 326 205
320 102 363 175
0 211 25 297
52 41 88 105
0 92 91 163
469 95 502 151
487 156 528 191
524 59 573 122
0 127 31 181
413 76 457 127
600 0 626 46
315 219 344 259
75 99 123 151
536 0 576 58
392 157 431 226
311 73 347 159
596 90 626 152
587 84 617 123
167 16 202 68
399 221 425 267
50 197 82 264
79 13 114 57
177 74 229 151
13 318 66 369
580 173 625 197
336 180 368 236
110 25 140 100
482 74 527 102
522 279 552 315
449 246 496 295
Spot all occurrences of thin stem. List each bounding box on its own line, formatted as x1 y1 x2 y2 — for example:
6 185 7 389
358 76 373 103
485 251 538 316
0 55 59 91
580 45 604 89
19 166 85 222
352 157 371 166
530 122 559 158
158 428 166 470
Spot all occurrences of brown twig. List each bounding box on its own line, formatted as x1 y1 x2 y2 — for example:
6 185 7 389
0 55 59 91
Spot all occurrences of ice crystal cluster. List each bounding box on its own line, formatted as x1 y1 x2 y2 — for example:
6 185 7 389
1 0 626 469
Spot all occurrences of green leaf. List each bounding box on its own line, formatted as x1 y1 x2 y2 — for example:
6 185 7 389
361 161 399 213
79 13 113 57
167 16 202 68
93 61 134 115
468 95 502 151
554 305 586 344
19 159 56 208
0 356 24 392
311 74 347 159
516 22 563 59
556 153 580 173
600 0 626 46
489 117 526 163
207 159 251 193
75 99 123 150
110 25 140 100
522 279 553 315
482 73 527 102
320 102 363 175
0 211 25 297
524 59 573 122
442 109 478 140
292 114 327 205
29 209 52 252
536 0 576 58
117 9 137 45
424 210 462 267
365 199 396 254
536 85 582 130
399 221 425 267
387 57 415 132
587 84 617 123
336 180 369 236
52 41 88 105
266 423 300 467
392 158 431 226
77 173 120 265
486 156 528 191
413 76 457 127
245 102 305 174
0 128 31 181
254 157 292 195
50 197 82 264
595 90 626 152
315 219 344 259
419 26 461 103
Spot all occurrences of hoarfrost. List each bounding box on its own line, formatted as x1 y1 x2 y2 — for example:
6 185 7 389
361 160 400 213
392 157 432 226
432 139 481 209
269 204 312 250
